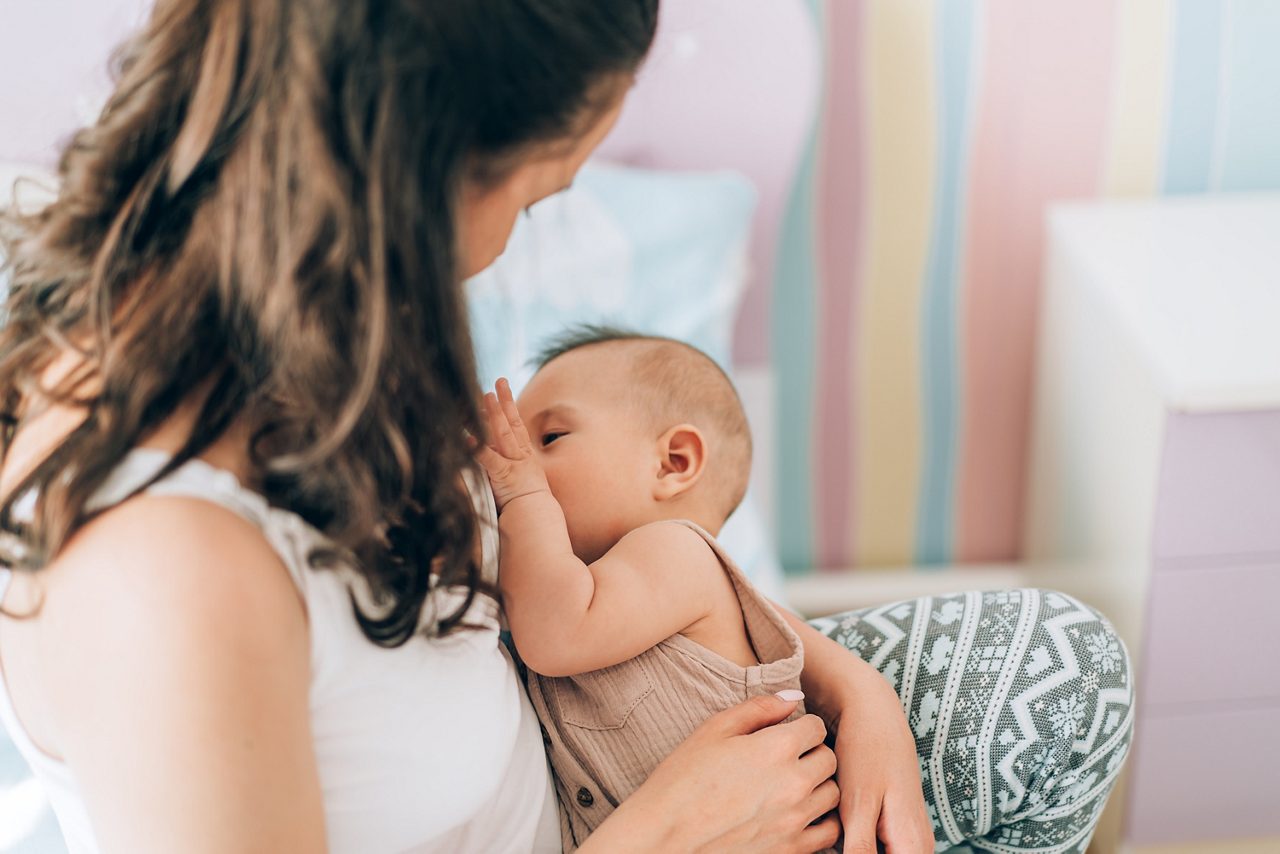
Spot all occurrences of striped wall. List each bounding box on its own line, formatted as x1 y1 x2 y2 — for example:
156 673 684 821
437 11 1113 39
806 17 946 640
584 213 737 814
774 0 1280 572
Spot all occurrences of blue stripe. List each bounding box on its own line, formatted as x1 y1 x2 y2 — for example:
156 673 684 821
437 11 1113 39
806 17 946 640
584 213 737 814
1161 0 1224 193
1218 0 1280 190
773 0 824 574
915 0 976 567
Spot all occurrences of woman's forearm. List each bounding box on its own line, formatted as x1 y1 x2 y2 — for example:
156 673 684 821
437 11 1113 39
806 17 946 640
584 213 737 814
777 604 900 731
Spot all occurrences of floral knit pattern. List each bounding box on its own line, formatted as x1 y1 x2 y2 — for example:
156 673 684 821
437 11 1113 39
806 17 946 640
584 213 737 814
810 589 1133 853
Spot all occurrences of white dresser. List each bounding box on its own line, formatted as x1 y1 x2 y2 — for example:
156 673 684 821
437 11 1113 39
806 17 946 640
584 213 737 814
1025 195 1280 849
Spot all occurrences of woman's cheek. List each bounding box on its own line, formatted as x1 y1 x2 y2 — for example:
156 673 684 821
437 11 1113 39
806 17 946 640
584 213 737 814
460 210 518 278
456 182 524 278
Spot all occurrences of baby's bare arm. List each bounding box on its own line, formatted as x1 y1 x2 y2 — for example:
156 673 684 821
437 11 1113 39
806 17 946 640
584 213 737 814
475 379 719 676
499 504 721 676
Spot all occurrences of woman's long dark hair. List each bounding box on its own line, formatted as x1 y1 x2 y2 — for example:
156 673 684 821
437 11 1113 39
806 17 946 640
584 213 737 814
0 0 658 644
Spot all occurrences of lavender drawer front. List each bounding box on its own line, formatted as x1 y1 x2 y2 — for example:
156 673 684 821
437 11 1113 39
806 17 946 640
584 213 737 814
1141 562 1280 707
1154 410 1280 559
1126 704 1280 845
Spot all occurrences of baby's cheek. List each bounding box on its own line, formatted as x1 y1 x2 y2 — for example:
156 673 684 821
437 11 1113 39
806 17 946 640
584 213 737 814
541 465 572 507
540 468 576 514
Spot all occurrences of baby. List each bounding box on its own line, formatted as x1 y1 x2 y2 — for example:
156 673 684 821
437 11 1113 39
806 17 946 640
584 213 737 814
475 325 815 851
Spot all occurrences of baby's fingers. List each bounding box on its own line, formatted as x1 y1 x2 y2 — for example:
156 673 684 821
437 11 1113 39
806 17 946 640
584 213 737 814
472 441 510 478
495 378 533 451
483 392 522 458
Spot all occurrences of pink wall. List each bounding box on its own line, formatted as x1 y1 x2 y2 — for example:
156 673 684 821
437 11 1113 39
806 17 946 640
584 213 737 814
0 0 150 165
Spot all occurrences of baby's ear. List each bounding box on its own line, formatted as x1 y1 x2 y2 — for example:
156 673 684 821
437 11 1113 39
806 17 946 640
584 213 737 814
653 424 707 501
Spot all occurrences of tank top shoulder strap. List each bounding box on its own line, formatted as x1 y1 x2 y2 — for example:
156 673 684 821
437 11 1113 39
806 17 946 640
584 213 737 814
88 448 313 590
89 448 265 519
86 451 502 598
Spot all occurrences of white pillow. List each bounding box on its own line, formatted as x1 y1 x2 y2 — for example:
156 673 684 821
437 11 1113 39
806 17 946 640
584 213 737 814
467 162 786 601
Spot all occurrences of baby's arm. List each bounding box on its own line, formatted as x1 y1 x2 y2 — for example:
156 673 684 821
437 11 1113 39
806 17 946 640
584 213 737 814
475 379 724 677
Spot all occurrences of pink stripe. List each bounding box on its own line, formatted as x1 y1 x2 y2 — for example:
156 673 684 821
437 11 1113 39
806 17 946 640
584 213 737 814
957 0 1117 561
813 1 866 569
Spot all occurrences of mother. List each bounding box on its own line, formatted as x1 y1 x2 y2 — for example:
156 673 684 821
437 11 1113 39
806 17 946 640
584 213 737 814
0 1 1130 852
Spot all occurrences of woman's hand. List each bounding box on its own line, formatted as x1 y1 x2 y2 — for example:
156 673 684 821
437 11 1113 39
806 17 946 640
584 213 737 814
583 692 842 853
830 676 933 854
778 610 933 853
473 377 551 511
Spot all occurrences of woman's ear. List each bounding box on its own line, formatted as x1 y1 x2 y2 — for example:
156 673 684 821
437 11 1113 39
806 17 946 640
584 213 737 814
653 424 707 501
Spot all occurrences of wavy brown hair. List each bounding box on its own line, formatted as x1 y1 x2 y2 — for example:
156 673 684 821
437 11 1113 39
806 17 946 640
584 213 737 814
0 0 658 645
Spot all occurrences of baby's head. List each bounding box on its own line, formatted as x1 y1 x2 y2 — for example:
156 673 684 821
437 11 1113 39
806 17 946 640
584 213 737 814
516 325 752 564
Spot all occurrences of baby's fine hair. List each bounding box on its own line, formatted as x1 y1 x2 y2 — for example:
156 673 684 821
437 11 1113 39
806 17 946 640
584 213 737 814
534 324 752 521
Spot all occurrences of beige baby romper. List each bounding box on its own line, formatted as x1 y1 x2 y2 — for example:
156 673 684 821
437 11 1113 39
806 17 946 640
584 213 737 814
523 519 815 851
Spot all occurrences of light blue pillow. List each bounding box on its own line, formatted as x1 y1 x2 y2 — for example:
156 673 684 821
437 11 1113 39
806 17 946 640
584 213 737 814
467 163 786 601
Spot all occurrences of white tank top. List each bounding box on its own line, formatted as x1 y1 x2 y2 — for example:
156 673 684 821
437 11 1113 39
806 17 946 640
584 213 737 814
0 449 560 853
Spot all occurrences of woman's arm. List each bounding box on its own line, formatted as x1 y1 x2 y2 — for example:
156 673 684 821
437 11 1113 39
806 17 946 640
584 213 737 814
580 693 842 854
779 606 934 854
41 497 326 853
777 607 879 728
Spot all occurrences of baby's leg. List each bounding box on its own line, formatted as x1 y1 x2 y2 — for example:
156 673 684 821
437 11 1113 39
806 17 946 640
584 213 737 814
809 588 1133 853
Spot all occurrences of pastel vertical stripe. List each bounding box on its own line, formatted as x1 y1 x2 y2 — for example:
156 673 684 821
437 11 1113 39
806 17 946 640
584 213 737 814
1103 0 1173 196
773 136 819 572
1162 0 1224 193
956 0 1117 562
915 0 978 566
853 0 936 566
772 0 824 572
1217 0 1280 190
813 0 866 569
772 0 1280 572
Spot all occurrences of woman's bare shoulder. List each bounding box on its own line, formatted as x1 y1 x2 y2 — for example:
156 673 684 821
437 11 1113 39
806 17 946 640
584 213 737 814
43 492 306 636
25 495 323 849
36 493 309 715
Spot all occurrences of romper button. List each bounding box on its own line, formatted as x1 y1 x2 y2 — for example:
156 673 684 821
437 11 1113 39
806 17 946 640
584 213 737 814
576 787 594 808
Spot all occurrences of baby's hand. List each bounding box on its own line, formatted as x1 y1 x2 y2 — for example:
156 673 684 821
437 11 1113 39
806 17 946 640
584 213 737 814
474 378 552 512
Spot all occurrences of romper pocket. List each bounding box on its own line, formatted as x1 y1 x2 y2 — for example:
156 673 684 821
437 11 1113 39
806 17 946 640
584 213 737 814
551 658 655 731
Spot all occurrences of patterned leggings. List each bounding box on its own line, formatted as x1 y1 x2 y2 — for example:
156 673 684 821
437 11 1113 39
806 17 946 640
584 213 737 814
809 589 1134 854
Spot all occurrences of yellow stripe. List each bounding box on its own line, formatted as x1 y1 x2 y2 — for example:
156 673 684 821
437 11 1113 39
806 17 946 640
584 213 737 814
853 0 937 566
1103 0 1172 196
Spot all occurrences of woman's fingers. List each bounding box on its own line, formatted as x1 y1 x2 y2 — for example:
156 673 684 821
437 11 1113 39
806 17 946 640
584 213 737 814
634 694 857 853
879 798 933 853
796 814 842 853
699 693 805 739
800 777 841 826
840 790 883 854
838 778 933 853
766 713 829 758
798 742 837 785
